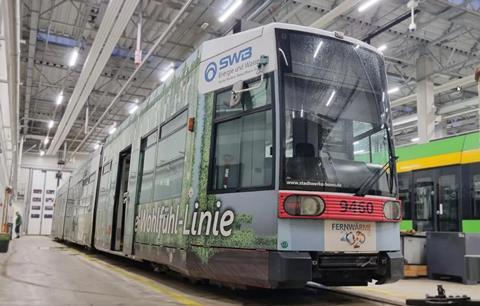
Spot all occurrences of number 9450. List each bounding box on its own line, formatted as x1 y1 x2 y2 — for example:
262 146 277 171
339 200 374 214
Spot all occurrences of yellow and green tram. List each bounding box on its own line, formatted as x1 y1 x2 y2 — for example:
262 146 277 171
397 132 480 233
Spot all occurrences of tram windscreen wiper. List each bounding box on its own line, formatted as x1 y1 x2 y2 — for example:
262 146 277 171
355 155 396 196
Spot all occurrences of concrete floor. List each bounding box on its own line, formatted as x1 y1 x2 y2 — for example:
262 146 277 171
341 277 480 305
3 236 479 305
0 236 379 306
0 236 198 305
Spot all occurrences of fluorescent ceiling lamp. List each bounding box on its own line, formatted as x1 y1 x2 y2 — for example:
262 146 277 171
388 87 399 94
326 90 336 106
377 44 387 52
393 115 417 126
411 137 419 142
40 150 45 156
94 143 100 150
69 47 79 67
44 137 49 145
48 120 54 129
218 0 243 23
56 92 64 105
108 123 117 135
358 0 381 12
129 104 139 114
313 41 324 58
160 67 175 82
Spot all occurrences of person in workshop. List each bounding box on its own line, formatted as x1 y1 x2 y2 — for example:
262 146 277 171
15 211 22 239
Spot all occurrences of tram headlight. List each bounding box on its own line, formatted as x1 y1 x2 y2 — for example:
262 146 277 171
284 195 325 216
383 201 401 220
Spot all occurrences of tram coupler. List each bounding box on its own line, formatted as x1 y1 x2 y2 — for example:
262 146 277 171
406 285 480 305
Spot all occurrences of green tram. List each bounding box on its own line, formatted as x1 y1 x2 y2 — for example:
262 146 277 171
396 132 480 233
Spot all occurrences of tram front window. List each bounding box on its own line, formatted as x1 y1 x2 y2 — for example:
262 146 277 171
278 31 396 197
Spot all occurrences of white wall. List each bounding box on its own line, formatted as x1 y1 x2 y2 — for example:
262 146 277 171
21 152 89 172
10 152 89 234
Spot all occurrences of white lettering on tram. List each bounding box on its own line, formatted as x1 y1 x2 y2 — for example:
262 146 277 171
134 200 235 237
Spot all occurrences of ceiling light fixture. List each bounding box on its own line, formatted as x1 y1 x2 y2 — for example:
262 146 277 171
129 104 139 114
48 120 54 129
218 0 243 23
377 44 387 52
160 66 175 82
108 123 117 135
94 142 100 150
358 0 382 12
56 91 64 105
388 87 399 94
40 150 45 156
69 47 79 67
393 115 417 126
44 137 49 145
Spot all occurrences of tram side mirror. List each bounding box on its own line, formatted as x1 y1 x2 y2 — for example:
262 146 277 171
230 81 244 108
229 55 269 108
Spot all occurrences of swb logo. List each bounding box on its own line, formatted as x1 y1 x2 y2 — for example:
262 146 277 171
204 47 252 82
204 62 217 82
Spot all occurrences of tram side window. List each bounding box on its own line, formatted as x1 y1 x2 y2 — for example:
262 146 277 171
473 174 480 218
137 130 158 204
211 77 273 192
153 111 188 201
398 173 412 219
414 177 434 231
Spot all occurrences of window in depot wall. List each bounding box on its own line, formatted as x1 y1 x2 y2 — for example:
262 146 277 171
210 76 273 192
137 129 158 204
102 161 112 175
153 111 188 201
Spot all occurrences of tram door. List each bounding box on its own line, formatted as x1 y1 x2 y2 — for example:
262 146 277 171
413 166 460 231
112 147 131 251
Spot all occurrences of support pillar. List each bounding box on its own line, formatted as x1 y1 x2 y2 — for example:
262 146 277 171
476 66 480 131
416 55 436 143
434 122 447 139
476 66 480 96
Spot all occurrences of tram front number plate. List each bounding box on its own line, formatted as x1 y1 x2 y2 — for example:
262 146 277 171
324 220 376 252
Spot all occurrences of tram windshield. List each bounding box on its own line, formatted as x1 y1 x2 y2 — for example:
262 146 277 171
278 30 397 197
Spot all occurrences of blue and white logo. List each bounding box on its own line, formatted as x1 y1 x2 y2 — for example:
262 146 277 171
204 62 217 82
219 47 252 69
204 47 253 82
